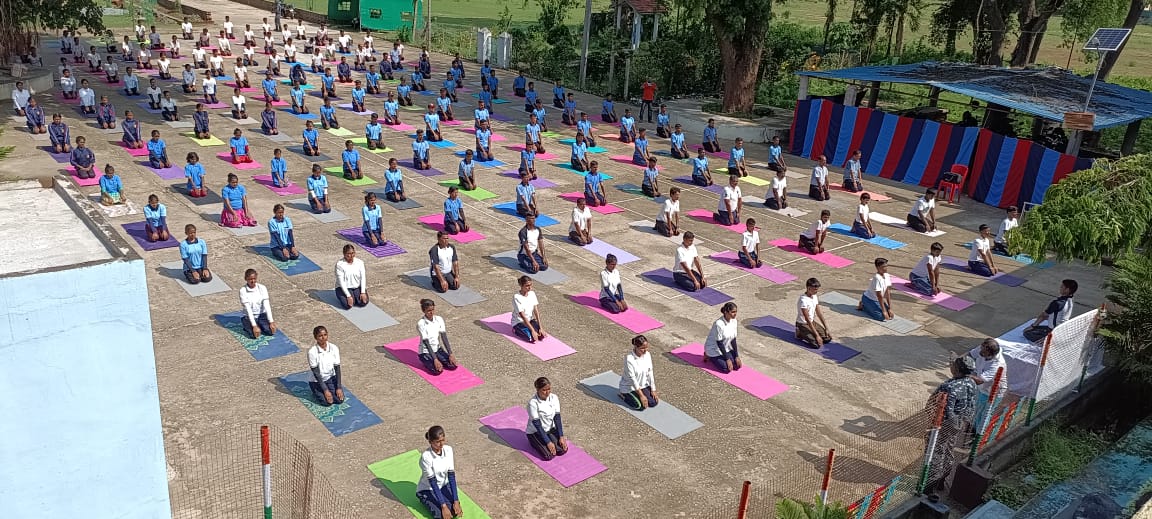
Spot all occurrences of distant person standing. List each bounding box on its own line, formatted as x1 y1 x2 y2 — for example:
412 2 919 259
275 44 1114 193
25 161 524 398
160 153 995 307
926 356 977 492
640 78 657 123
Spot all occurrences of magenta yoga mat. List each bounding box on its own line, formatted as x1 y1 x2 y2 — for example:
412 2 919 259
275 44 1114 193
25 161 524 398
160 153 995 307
768 238 854 268
670 343 789 400
252 175 306 195
478 406 607 487
381 337 484 395
889 275 975 311
415 214 486 243
568 291 663 333
709 251 797 284
684 209 746 233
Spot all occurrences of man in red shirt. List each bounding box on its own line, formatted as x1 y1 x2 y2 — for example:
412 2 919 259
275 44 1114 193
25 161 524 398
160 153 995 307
641 78 657 123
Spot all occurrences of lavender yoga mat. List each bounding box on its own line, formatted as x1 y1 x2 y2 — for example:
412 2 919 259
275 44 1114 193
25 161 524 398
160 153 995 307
478 406 606 487
382 337 484 395
581 239 641 264
747 315 861 363
479 313 576 361
640 268 733 305
500 170 558 188
395 159 446 177
670 343 789 400
140 161 185 179
889 275 975 311
673 176 725 195
940 256 1027 287
120 221 178 250
709 251 797 284
568 291 663 333
768 238 854 268
336 228 408 258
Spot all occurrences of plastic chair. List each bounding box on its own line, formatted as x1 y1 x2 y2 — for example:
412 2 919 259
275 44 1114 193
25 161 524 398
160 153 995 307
939 164 968 204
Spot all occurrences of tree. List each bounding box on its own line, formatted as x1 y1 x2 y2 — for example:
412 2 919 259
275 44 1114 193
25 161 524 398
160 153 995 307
824 0 838 50
1099 253 1152 385
0 0 105 65
696 0 776 113
1008 0 1067 67
1098 0 1150 80
776 496 852 519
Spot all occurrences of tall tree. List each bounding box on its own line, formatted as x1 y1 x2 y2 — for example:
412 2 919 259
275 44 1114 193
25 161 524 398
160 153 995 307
1009 0 1067 66
824 0 838 50
698 0 776 113
1099 0 1150 80
0 0 104 65
977 0 1010 65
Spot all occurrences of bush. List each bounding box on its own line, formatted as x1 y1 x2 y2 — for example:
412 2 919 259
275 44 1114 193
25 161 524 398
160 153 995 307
986 422 1109 508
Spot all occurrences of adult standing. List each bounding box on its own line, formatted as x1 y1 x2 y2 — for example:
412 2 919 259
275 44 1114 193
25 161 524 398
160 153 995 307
640 78 657 123
926 357 977 492
969 338 1007 431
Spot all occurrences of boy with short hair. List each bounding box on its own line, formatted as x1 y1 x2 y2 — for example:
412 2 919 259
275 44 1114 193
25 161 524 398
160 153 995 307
968 224 998 277
993 206 1019 255
910 243 944 296
1024 279 1078 341
800 210 831 254
858 258 894 321
907 188 938 233
796 277 833 348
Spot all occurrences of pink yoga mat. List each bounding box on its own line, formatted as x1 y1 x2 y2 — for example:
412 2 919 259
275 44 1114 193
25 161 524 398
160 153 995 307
709 151 732 160
203 102 229 109
670 343 789 400
269 100 290 107
768 238 854 268
479 313 576 361
709 251 797 284
381 337 484 395
443 119 463 126
386 123 416 132
478 406 606 487
568 291 663 333
416 214 486 243
458 128 508 141
556 193 623 214
252 175 306 195
65 166 102 186
829 183 891 201
505 145 558 160
889 275 975 311
608 155 649 170
684 209 745 233
119 143 150 157
215 152 264 170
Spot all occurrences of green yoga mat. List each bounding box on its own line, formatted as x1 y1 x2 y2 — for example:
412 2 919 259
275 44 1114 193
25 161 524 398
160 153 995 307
325 166 378 186
437 180 498 200
367 450 492 519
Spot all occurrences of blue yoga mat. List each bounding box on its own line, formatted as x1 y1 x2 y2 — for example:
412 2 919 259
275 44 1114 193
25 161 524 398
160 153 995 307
961 242 1053 268
828 223 907 250
253 246 323 275
747 315 860 363
212 311 300 361
491 202 559 226
281 109 319 120
278 371 383 436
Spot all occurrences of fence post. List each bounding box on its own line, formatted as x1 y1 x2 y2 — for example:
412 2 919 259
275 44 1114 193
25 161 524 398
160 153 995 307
736 480 751 519
968 367 1003 464
1077 305 1106 392
1025 333 1053 426
916 393 947 494
820 448 836 506
261 425 272 519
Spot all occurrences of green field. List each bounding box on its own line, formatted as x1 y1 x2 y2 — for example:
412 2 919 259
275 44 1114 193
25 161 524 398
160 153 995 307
298 0 612 28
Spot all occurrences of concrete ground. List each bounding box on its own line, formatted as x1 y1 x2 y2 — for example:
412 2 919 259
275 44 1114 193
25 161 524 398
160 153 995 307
5 2 1110 516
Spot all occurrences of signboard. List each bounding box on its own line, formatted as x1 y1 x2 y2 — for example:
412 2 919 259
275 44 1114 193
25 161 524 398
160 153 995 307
1063 112 1095 131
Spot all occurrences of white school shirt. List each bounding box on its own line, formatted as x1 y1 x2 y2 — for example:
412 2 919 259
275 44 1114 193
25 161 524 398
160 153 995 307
245 29 255 41
522 227 541 254
657 198 679 223
856 203 870 224
79 88 95 105
203 77 217 94
239 282 274 325
282 28 292 42
417 315 447 354
417 446 455 492
335 257 366 295
742 229 760 252
969 236 991 263
364 34 374 46
210 55 224 69
810 165 828 186
147 86 162 100
182 21 194 34
995 217 1017 244
297 25 308 38
339 34 351 47
911 254 941 278
434 245 455 274
704 317 738 357
311 53 324 67
969 346 1008 396
600 268 621 300
512 290 539 326
863 272 891 301
769 176 787 198
232 95 246 109
60 76 76 92
801 219 830 240
619 350 655 393
224 20 235 33
161 97 177 111
192 48 206 62
234 65 248 81
244 47 256 59
12 88 31 109
158 59 171 73
307 343 340 381
569 206 591 234
797 293 819 324
910 196 934 218
673 244 698 273
218 38 231 52
526 393 560 434
285 43 297 57
139 47 152 60
262 22 271 33
718 184 741 212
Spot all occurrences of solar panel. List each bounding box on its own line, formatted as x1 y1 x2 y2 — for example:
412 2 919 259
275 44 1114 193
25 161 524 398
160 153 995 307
1084 28 1132 52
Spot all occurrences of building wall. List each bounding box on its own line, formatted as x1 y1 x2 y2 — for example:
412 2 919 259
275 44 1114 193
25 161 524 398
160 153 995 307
0 259 170 519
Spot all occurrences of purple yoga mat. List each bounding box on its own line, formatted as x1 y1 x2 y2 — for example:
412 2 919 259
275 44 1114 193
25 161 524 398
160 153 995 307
120 221 179 251
395 159 445 177
640 268 733 305
335 228 408 258
43 146 71 163
139 161 185 179
500 170 558 188
747 315 861 363
478 406 607 487
940 256 1027 287
582 239 640 264
709 251 797 284
490 112 514 122
673 176 725 195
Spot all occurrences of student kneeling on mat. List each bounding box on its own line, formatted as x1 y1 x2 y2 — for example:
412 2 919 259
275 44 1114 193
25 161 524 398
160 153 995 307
526 376 568 460
619 335 659 410
307 326 344 406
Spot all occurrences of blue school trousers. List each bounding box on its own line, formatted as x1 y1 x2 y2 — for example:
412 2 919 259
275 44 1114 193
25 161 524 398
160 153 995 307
969 260 994 277
585 188 606 207
417 485 457 519
248 312 273 338
149 151 169 169
600 287 625 314
518 251 547 273
852 220 875 239
363 228 383 245
860 296 889 321
910 272 933 295
308 377 344 406
513 319 541 343
336 287 368 309
527 427 568 461
309 196 331 213
443 216 466 235
632 149 647 165
419 341 457 374
692 173 710 186
738 250 760 268
673 270 702 292
708 340 740 373
621 387 658 411
431 271 457 292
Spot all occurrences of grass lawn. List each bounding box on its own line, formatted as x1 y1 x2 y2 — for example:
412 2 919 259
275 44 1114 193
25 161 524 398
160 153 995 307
297 0 612 28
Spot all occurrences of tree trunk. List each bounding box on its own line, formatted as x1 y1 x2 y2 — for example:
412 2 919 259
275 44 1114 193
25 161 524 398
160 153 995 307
895 11 906 57
716 36 763 113
983 0 1006 66
1009 0 1063 67
1099 0 1146 81
1028 19 1048 63
823 0 837 50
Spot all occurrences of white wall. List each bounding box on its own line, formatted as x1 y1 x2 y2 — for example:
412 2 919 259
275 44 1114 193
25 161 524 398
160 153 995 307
0 259 171 519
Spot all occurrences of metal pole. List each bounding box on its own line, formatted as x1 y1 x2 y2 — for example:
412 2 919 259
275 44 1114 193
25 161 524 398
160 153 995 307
578 0 592 89
819 449 836 507
261 425 272 519
1083 49 1104 112
736 481 752 519
425 0 431 49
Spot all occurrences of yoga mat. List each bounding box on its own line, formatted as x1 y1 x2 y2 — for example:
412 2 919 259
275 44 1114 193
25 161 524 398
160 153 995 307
182 132 226 146
336 228 408 258
252 175 307 195
278 371 383 437
202 102 229 109
939 256 1027 287
385 122 416 132
458 128 508 141
673 176 725 195
252 246 322 276
739 175 771 187
437 180 498 201
315 290 401 332
818 291 923 334
348 138 393 154
395 160 445 177
428 139 457 149
889 275 975 311
491 251 570 285
379 196 424 210
160 261 231 296
479 313 577 361
342 175 378 186
224 116 259 126
551 162 613 180
827 223 908 250
212 311 300 361
556 193 624 215
597 133 632 146
326 127 354 136
135 102 163 115
581 239 641 264
120 221 179 251
491 203 560 226
740 196 809 218
579 371 702 440
65 166 102 186
141 162 185 180
367 451 492 519
709 151 732 160
118 142 150 157
829 183 891 201
173 184 223 206
165 120 194 129
214 152 263 170
336 104 375 116
285 200 350 223
684 209 745 233
382 337 485 395
709 251 797 284
506 146 558 161
260 132 294 142
470 94 509 104
500 171 558 188
415 214 486 243
768 238 855 268
608 155 649 170
869 211 947 237
670 343 789 400
402 269 489 307
285 146 333 162
282 109 319 120
640 269 733 305
44 148 71 163
747 315 861 363
478 406 605 487
961 242 1053 268
568 291 663 333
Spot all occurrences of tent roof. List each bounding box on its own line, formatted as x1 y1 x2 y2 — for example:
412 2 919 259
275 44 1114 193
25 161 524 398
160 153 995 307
797 61 1152 129
623 0 668 14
